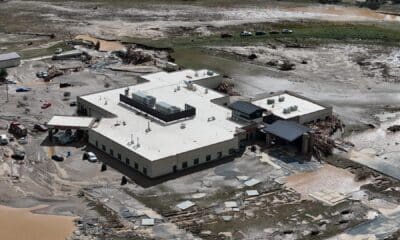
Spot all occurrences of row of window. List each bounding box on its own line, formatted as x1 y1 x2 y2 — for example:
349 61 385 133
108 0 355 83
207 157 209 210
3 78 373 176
96 140 147 176
181 151 224 169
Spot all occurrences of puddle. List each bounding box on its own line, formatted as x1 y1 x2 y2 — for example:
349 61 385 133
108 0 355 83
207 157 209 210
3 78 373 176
0 204 77 240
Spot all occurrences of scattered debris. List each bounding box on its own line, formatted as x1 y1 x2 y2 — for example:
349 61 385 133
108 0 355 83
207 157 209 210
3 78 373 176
176 200 195 210
244 178 261 187
245 190 260 197
141 218 155 226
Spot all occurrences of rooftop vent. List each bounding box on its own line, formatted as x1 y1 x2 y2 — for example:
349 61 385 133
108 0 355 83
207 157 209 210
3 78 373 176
180 123 186 129
208 116 216 122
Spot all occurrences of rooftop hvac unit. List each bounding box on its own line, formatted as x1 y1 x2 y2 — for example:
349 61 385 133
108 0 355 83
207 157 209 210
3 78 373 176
283 108 291 114
156 102 180 114
278 96 285 102
124 87 130 96
207 70 214 76
132 91 156 108
290 105 298 111
267 99 275 105
180 123 186 129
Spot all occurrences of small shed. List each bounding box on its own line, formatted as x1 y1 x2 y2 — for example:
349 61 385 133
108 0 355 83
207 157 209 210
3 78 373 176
0 52 21 69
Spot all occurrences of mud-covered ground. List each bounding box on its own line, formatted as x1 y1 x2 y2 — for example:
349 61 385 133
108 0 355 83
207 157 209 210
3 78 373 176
1 0 400 239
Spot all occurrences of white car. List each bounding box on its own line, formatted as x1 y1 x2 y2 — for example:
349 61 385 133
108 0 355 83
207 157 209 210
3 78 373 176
87 152 98 162
240 31 253 37
0 134 8 145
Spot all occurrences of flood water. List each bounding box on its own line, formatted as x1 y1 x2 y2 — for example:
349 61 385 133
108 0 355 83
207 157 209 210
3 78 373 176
0 205 76 240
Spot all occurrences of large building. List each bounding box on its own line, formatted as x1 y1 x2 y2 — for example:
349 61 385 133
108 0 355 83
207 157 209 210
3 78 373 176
76 69 247 178
0 52 21 69
49 69 332 178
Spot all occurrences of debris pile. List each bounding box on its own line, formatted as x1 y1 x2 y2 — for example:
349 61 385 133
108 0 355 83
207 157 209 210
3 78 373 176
118 47 152 65
307 116 344 160
215 80 239 96
388 125 400 133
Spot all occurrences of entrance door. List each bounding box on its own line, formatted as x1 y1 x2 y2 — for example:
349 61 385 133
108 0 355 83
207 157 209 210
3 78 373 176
173 165 177 172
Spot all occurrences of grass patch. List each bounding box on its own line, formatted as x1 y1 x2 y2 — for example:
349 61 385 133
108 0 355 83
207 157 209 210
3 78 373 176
19 41 73 59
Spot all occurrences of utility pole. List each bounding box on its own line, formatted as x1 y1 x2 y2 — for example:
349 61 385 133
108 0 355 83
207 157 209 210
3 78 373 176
5 80 8 102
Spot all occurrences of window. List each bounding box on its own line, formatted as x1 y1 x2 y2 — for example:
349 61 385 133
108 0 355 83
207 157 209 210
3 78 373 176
125 158 130 165
194 158 199 165
134 162 138 170
102 145 106 151
143 167 147 176
117 153 121 160
217 152 222 159
182 162 188 169
206 155 211 161
95 141 98 147
110 149 114 156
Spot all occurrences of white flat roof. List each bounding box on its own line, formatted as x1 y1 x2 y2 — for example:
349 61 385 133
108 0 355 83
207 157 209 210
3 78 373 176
81 69 241 161
252 93 325 119
47 116 95 129
0 52 20 61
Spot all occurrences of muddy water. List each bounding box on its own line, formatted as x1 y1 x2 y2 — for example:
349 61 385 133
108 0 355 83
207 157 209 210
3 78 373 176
0 205 76 240
285 164 368 199
291 5 400 22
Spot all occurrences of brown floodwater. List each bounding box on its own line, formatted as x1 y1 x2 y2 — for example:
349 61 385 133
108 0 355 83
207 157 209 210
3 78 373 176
0 205 76 240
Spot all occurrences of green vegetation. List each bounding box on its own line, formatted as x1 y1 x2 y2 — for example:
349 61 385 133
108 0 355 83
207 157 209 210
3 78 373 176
123 22 400 49
19 41 73 59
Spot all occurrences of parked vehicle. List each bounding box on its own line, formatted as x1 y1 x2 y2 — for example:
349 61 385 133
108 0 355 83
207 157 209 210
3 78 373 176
41 102 52 109
17 137 28 145
0 134 9 145
34 124 48 132
255 31 266 36
36 71 49 79
240 31 252 37
282 29 293 34
53 130 75 145
52 154 64 162
220 33 233 38
12 149 25 160
83 152 98 162
54 48 63 54
6 80 16 84
15 87 32 92
9 122 28 138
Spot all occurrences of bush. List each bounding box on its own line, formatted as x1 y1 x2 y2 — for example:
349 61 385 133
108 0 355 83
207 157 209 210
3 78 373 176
0 69 8 81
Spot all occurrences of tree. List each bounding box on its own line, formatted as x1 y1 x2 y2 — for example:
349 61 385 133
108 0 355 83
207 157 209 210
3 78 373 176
0 68 8 82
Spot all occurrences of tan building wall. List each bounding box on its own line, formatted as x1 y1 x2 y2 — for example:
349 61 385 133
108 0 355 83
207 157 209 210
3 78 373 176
88 129 239 178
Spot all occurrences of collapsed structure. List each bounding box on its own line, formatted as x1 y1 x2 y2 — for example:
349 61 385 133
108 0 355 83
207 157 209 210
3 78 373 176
48 69 332 178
